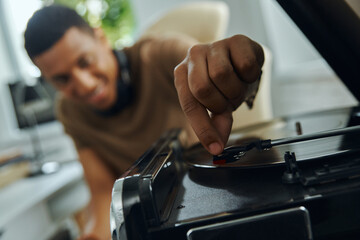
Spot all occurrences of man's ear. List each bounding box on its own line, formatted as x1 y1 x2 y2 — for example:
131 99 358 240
93 28 110 46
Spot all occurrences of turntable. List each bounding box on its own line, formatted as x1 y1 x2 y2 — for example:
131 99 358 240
110 1 360 240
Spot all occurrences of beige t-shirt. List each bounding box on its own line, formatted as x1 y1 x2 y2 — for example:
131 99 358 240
57 35 197 176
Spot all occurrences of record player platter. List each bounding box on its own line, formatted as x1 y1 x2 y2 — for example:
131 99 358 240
185 107 360 169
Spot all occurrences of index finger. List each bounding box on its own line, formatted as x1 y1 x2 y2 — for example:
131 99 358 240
174 63 224 155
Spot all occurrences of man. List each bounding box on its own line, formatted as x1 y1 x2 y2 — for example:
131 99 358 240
24 4 263 240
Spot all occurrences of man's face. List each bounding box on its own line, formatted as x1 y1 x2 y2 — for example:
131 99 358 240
33 27 118 110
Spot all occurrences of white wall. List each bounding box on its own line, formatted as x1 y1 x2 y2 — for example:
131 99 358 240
259 0 323 73
0 22 16 83
131 0 269 45
0 0 39 143
0 0 19 142
3 0 42 81
258 0 357 116
0 0 60 146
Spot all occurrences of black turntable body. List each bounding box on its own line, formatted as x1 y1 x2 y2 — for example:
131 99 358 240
110 106 360 240
110 0 360 239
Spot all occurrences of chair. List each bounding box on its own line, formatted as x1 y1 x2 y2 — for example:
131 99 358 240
140 1 229 43
141 1 273 130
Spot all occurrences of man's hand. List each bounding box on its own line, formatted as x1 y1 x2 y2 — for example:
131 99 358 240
174 35 264 155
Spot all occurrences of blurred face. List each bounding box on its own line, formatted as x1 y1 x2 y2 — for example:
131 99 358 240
33 27 118 110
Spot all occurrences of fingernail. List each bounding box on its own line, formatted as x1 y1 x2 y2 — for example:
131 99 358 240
208 142 222 155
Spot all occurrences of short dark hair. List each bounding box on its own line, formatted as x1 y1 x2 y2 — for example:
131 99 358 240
24 4 94 59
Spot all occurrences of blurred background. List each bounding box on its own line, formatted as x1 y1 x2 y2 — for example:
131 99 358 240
0 0 358 146
0 0 358 239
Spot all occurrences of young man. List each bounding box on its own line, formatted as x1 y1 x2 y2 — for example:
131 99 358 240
24 4 263 240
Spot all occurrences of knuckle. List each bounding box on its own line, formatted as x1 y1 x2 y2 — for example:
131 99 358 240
230 34 251 44
238 57 258 82
173 64 186 89
239 56 256 73
174 62 186 76
188 44 205 59
208 62 232 82
191 82 213 100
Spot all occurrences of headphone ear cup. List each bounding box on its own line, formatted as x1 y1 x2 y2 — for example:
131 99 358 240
95 50 133 116
115 50 133 107
116 79 133 108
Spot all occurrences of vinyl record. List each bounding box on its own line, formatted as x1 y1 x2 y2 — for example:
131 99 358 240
184 109 359 169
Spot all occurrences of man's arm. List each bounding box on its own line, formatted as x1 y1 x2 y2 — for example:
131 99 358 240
77 148 115 240
139 33 198 79
174 34 264 155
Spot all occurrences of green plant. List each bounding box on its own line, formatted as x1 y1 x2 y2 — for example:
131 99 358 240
42 0 135 49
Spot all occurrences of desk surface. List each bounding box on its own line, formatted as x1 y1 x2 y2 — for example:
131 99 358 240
0 161 85 227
